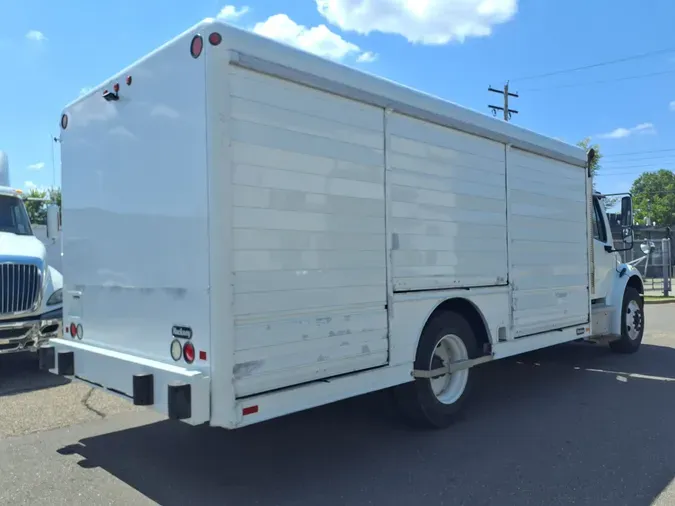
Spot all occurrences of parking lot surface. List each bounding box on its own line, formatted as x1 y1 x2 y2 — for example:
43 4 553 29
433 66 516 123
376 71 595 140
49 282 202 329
0 305 673 505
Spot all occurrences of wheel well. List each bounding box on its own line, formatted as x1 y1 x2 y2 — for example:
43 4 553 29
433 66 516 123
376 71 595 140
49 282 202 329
425 298 492 355
627 275 644 296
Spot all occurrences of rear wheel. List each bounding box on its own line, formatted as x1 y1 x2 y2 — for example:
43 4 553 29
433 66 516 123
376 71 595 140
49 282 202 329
609 286 644 354
394 311 478 429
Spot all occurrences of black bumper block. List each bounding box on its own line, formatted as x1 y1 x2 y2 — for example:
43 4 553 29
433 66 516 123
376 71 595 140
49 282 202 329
38 346 56 370
168 382 191 420
57 351 74 375
133 373 154 406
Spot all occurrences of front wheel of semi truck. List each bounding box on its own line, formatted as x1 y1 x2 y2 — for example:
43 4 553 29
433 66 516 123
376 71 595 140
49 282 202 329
394 311 478 429
609 286 644 354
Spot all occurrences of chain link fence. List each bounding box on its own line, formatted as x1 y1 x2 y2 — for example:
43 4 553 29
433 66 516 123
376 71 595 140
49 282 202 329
614 227 673 296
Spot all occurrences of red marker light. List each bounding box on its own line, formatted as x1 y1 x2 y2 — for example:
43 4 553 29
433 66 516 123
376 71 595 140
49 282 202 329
70 323 77 337
208 32 222 46
199 350 207 361
125 75 132 86
190 35 203 59
183 342 195 364
113 83 120 93
242 405 259 416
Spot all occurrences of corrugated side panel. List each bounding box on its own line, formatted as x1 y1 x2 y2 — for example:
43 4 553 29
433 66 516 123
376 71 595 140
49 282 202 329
508 148 590 337
387 113 508 291
228 67 388 397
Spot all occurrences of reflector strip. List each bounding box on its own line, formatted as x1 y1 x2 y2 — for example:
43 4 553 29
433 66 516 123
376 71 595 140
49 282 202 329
242 405 259 416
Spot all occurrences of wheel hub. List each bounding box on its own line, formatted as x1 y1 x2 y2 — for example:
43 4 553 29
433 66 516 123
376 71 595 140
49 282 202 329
429 334 469 405
625 300 643 340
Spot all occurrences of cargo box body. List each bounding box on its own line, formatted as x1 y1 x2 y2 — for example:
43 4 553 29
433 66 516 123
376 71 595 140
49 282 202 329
47 19 602 429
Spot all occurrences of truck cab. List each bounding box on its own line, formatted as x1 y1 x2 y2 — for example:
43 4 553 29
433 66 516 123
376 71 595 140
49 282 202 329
589 189 644 349
0 186 63 354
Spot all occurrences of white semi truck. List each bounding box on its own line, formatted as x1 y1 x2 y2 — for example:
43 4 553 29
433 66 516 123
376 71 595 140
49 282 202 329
42 19 644 429
0 151 63 355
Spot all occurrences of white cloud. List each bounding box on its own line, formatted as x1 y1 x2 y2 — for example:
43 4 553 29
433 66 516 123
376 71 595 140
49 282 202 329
357 51 378 63
25 30 46 42
315 0 518 45
24 181 37 190
669 100 675 111
598 123 656 139
217 5 250 20
27 162 45 171
252 14 369 61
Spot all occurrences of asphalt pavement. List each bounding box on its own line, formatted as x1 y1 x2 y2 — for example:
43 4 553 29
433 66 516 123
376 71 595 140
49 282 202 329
0 305 673 506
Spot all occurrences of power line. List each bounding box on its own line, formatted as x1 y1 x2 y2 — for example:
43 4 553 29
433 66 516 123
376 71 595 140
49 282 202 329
603 147 675 158
511 46 675 83
601 167 675 174
602 154 675 163
603 162 675 170
600 171 668 176
519 68 675 92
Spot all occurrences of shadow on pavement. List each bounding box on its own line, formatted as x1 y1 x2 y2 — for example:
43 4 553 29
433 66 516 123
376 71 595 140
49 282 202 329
0 352 70 396
58 343 675 506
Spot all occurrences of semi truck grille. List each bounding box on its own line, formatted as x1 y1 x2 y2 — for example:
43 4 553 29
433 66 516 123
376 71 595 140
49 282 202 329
0 263 41 316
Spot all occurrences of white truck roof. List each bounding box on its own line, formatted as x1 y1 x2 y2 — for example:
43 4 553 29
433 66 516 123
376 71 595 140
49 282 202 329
0 186 20 197
69 18 586 169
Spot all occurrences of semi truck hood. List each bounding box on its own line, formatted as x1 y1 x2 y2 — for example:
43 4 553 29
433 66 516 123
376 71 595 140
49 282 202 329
0 231 47 262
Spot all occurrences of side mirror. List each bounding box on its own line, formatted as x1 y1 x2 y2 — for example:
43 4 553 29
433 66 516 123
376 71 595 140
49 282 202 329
620 196 633 227
46 204 60 239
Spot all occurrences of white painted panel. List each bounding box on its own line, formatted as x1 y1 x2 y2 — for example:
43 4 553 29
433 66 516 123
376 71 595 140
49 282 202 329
388 112 508 291
228 67 387 397
60 33 212 365
231 143 383 184
508 148 590 337
233 307 388 397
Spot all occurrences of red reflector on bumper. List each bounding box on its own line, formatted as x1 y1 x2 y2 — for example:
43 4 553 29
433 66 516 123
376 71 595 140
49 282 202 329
242 405 259 416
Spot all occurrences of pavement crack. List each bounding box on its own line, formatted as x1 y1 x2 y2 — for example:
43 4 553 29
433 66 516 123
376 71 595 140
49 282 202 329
81 387 106 418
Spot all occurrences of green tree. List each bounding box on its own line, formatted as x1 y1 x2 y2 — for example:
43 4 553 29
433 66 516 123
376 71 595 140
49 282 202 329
22 186 61 225
577 137 618 207
577 137 602 181
23 188 48 225
48 187 61 208
631 169 675 227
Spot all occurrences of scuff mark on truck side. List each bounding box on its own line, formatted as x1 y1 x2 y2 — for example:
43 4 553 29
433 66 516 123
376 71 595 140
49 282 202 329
233 360 265 379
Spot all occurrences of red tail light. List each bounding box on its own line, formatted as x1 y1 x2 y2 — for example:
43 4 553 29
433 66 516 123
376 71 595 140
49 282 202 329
183 342 195 364
190 35 203 59
70 323 77 337
208 32 222 46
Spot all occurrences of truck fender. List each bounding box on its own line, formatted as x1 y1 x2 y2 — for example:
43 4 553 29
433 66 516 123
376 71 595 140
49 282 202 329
416 297 495 354
605 263 644 336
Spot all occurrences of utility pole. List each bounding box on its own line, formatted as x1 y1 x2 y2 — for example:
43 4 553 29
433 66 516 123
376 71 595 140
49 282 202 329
51 135 61 190
488 81 519 121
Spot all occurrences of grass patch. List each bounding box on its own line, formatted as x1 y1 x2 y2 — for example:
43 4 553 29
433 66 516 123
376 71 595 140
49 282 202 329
644 295 675 304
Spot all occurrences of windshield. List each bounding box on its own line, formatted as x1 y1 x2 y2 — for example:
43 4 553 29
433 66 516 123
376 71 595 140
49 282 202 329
0 195 33 236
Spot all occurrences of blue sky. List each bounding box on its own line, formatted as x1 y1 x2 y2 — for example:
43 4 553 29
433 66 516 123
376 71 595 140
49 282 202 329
2 0 675 196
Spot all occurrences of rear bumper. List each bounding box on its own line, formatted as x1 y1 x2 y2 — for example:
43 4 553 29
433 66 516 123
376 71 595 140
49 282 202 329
0 308 62 355
39 338 210 425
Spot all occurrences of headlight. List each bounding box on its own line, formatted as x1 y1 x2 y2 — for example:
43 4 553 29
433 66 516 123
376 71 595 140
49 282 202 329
47 288 62 306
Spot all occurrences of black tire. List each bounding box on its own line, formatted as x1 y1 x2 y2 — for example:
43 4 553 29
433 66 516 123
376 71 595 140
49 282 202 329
609 286 644 354
393 311 478 429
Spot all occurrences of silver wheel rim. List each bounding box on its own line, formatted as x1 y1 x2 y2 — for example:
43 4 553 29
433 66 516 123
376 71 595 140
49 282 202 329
625 300 643 340
429 334 469 405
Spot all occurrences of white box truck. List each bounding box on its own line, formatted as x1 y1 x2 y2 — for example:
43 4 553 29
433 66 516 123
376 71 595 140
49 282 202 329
41 19 644 429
